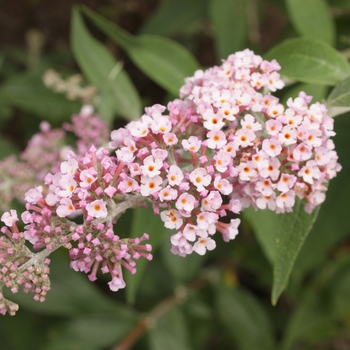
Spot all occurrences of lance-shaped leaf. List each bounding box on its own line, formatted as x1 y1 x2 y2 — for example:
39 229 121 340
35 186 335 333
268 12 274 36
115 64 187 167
71 8 141 122
0 69 80 122
214 284 276 350
327 76 350 117
286 0 335 46
209 0 248 59
140 0 208 36
147 307 192 350
245 199 321 305
272 200 321 305
265 38 350 86
81 6 200 96
125 205 169 304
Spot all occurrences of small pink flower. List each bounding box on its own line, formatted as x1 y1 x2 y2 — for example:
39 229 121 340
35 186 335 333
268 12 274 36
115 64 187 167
262 138 282 157
237 161 258 181
277 174 296 193
58 175 77 198
276 191 296 212
222 141 237 156
118 176 139 193
218 102 239 121
256 194 277 210
265 119 282 136
152 148 168 161
293 143 312 161
140 175 163 196
278 126 297 146
298 160 321 184
189 168 211 191
1 210 18 227
151 115 172 134
128 117 151 138
116 149 135 163
255 179 275 196
259 158 281 181
193 235 216 255
216 218 241 242
170 233 193 256
80 169 97 188
206 130 227 149
265 71 284 92
24 186 43 204
167 165 184 186
214 151 231 173
60 158 78 175
251 150 269 170
56 198 76 218
175 193 196 213
163 132 178 146
234 128 256 148
183 224 197 241
108 276 126 292
160 209 183 229
196 211 218 230
214 176 233 195
202 110 225 130
86 199 108 218
201 191 222 211
141 156 163 178
182 136 202 152
266 103 284 118
158 186 178 201
104 186 117 198
241 114 262 131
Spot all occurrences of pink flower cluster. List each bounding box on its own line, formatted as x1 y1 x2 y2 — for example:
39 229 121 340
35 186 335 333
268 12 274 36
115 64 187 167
107 49 340 255
22 146 153 283
0 106 109 211
0 49 341 315
0 210 50 315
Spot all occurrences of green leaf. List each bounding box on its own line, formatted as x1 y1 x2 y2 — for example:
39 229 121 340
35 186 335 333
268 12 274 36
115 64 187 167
272 199 321 305
140 0 208 36
70 8 141 121
243 208 278 265
44 314 137 350
0 308 53 350
215 284 276 350
125 205 169 304
245 200 321 304
81 6 200 95
281 288 336 350
0 138 19 159
281 255 350 350
285 0 335 46
147 307 192 350
327 76 350 117
209 0 248 59
0 70 80 122
265 38 350 85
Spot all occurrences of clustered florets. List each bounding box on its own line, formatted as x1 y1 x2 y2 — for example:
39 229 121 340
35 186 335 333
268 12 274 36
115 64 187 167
0 106 110 211
0 49 341 315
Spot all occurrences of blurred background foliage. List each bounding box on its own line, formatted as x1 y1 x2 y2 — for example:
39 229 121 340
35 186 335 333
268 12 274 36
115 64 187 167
1 0 350 349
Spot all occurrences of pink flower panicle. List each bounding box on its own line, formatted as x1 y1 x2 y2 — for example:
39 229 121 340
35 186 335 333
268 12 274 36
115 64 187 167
0 49 341 315
0 106 109 211
107 48 340 254
0 211 51 315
